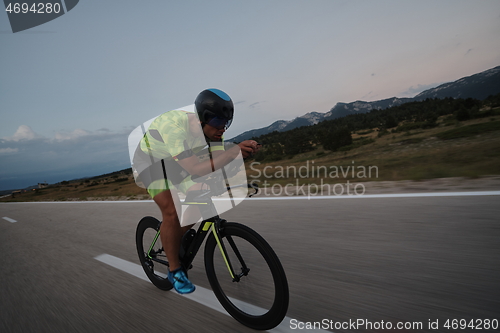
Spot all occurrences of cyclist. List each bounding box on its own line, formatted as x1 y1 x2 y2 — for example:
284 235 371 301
135 89 259 294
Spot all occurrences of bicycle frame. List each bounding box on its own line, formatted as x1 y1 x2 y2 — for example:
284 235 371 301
137 180 289 330
146 187 252 282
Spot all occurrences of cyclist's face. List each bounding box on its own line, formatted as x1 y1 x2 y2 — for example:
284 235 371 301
203 123 225 141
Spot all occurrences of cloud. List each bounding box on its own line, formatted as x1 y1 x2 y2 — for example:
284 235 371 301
3 125 115 142
360 91 375 100
233 100 266 109
248 101 266 109
399 82 443 98
0 147 18 154
54 128 90 141
0 126 133 190
3 125 42 141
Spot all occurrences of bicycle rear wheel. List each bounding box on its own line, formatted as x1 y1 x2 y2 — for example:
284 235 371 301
136 216 172 290
204 223 289 330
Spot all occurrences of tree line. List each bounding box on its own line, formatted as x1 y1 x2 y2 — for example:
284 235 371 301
247 93 500 162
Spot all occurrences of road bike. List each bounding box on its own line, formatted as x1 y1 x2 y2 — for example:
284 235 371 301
135 177 289 330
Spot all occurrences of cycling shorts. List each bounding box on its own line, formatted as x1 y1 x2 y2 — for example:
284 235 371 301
146 176 197 198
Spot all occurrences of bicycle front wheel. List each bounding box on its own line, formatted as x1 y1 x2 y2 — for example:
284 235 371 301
204 223 289 330
136 216 172 291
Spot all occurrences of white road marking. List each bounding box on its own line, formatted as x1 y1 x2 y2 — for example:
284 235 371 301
2 217 17 223
1 191 500 204
94 254 332 333
248 190 500 200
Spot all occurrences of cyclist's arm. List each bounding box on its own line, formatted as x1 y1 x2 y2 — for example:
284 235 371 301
176 140 257 177
176 144 241 177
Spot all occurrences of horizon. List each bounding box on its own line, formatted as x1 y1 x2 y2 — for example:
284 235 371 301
1 64 498 192
2 67 499 193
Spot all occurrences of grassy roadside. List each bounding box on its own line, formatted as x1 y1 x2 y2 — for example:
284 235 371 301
2 173 150 202
246 115 500 186
2 114 500 202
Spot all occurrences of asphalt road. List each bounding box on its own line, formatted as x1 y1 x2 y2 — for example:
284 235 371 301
1 194 499 333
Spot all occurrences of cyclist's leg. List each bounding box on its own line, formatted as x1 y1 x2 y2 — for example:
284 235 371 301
149 178 201 289
178 179 204 227
153 187 197 294
152 189 191 272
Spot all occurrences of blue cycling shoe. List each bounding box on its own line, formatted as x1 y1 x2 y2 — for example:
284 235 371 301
168 268 195 294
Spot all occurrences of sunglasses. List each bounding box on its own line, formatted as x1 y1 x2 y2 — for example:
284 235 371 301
206 116 232 130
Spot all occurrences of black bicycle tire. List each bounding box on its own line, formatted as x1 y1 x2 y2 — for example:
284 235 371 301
204 223 289 330
136 216 173 291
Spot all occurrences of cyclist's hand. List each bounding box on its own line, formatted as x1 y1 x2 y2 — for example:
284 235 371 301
238 140 259 158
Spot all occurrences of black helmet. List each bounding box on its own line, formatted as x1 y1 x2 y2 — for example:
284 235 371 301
195 89 234 129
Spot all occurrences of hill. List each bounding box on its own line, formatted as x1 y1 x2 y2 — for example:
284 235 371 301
230 65 500 142
413 66 500 101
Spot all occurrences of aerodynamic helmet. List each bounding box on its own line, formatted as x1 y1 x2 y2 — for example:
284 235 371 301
195 89 234 130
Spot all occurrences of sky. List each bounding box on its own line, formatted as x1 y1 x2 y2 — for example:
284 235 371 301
1 0 500 191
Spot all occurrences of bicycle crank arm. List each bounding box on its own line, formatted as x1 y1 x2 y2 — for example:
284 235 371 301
150 257 170 266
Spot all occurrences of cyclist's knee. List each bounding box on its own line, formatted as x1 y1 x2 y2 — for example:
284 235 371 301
160 204 179 224
164 207 179 221
154 191 179 222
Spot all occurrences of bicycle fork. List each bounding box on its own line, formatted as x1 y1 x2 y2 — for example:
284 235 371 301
146 227 170 266
210 220 250 282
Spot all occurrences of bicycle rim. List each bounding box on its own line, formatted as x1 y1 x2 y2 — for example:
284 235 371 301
204 223 289 330
136 216 172 290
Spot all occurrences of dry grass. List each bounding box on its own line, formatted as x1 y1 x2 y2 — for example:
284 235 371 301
2 175 149 202
247 116 500 185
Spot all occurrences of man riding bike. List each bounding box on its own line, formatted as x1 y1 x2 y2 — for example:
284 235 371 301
133 89 259 294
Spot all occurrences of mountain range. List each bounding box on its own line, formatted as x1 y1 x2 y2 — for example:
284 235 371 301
230 65 500 142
